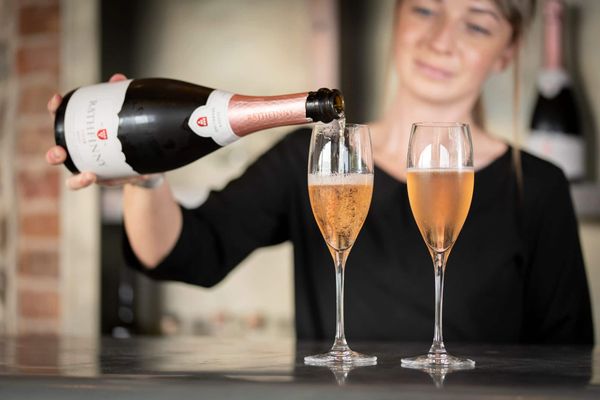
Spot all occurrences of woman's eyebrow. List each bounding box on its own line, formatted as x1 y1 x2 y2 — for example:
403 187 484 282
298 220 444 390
469 7 501 21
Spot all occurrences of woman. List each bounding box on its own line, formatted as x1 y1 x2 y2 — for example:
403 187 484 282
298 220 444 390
46 0 593 343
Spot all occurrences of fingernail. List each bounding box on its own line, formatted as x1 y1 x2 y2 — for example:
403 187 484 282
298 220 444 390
52 148 61 158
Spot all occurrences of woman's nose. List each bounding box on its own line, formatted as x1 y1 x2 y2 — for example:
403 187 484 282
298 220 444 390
426 18 456 54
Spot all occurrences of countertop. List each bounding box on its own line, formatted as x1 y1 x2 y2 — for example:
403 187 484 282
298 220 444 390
0 336 598 399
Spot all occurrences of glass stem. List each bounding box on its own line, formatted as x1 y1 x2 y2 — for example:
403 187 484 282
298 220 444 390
332 250 349 351
430 251 447 355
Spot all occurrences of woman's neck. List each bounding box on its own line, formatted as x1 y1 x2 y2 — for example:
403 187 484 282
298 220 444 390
375 88 478 149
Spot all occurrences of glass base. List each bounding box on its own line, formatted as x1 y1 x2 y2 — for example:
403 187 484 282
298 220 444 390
304 348 377 366
401 352 475 368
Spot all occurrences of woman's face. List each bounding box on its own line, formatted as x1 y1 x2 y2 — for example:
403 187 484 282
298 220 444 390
394 0 514 105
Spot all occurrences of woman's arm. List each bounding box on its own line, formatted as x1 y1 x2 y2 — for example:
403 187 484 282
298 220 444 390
122 180 182 268
122 130 307 288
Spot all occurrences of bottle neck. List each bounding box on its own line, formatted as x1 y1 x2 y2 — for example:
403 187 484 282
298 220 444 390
306 88 344 123
227 89 344 137
228 93 312 137
544 0 564 70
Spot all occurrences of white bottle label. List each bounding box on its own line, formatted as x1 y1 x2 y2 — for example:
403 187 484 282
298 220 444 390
526 130 585 180
64 79 138 179
188 90 239 146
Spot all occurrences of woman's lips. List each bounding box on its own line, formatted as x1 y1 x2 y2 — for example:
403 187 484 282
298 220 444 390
415 60 455 80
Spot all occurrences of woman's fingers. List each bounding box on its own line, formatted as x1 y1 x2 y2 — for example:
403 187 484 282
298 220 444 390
64 171 134 190
65 172 97 190
47 93 62 117
109 73 127 82
46 146 67 165
63 172 160 190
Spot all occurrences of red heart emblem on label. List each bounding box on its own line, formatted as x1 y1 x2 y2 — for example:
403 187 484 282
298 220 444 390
197 117 208 127
97 128 108 140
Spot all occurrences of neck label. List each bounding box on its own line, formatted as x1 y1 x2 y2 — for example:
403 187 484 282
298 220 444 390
188 90 239 146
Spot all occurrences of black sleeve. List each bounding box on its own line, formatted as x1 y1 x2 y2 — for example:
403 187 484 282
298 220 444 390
521 167 594 345
123 131 304 287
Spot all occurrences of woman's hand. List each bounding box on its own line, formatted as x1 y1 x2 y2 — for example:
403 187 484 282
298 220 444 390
45 73 162 190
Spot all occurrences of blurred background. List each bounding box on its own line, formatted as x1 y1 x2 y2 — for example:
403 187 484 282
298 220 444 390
0 0 598 342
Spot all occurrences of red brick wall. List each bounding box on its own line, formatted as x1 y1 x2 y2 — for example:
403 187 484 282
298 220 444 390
14 0 62 335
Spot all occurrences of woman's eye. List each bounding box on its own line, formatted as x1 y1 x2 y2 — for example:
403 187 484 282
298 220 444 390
466 23 491 36
412 6 436 17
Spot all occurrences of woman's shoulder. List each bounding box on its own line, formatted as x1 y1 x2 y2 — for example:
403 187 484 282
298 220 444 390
519 148 572 210
520 149 569 189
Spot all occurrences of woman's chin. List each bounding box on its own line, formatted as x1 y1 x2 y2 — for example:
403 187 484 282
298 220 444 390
404 82 462 106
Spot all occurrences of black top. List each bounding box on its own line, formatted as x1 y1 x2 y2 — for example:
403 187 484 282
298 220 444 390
124 129 594 344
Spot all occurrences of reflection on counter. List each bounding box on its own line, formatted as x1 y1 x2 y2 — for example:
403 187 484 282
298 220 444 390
401 363 476 389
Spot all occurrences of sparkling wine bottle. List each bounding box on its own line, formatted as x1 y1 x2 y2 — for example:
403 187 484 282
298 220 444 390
527 0 584 181
54 78 344 179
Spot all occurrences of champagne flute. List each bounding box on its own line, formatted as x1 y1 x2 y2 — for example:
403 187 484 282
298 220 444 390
305 122 376 365
401 122 475 368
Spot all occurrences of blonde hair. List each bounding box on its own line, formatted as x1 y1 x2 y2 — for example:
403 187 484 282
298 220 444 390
491 0 537 189
492 0 537 43
457 0 537 130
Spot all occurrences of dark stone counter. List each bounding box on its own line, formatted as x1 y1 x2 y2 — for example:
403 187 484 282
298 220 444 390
0 336 598 399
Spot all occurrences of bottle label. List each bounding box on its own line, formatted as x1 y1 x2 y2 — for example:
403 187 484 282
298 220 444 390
64 79 138 179
526 130 585 180
188 90 238 146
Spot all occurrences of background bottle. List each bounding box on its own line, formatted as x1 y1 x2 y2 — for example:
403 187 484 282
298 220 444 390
54 78 344 179
527 0 584 181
